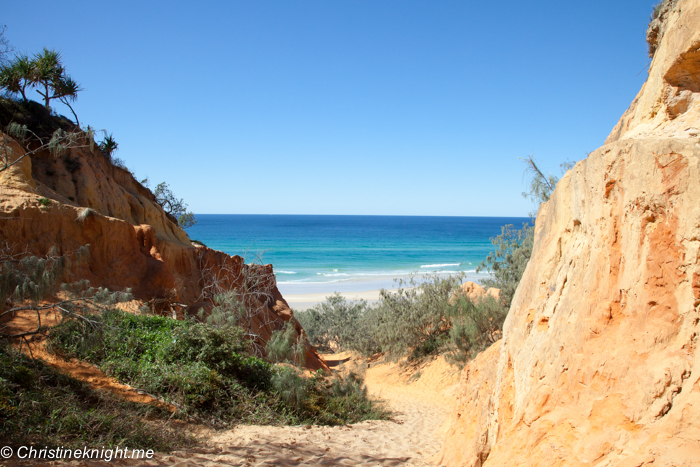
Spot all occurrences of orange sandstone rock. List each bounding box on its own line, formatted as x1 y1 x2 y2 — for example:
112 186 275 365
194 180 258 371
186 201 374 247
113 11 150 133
454 281 501 303
0 130 328 371
441 0 700 464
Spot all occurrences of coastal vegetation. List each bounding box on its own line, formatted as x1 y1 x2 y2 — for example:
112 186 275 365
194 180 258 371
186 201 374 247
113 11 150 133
48 309 389 427
296 274 510 367
0 340 194 451
297 155 573 367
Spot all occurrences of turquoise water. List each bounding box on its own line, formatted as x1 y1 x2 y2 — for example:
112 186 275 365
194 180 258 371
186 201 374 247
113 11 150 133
187 215 530 294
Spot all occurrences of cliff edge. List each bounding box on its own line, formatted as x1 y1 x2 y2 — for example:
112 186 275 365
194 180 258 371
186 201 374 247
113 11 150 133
441 1 700 465
0 104 328 371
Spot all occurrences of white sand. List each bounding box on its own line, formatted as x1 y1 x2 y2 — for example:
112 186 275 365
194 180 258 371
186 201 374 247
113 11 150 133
283 289 388 310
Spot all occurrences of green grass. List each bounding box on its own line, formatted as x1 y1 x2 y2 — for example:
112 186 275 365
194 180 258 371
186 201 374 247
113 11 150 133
48 309 390 427
0 340 195 451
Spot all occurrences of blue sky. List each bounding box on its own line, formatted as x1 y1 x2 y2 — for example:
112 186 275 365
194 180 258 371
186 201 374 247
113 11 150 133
5 1 652 216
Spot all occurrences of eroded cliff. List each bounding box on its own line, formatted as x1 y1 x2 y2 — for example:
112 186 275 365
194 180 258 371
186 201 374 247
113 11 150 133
441 1 700 465
0 109 328 371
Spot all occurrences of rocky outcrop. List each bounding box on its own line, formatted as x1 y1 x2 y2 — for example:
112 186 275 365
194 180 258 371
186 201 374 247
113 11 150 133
607 0 700 144
441 1 700 465
0 126 328 371
454 281 501 303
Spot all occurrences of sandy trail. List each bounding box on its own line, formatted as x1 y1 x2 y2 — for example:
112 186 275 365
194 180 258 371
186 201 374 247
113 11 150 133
3 308 459 466
102 355 459 467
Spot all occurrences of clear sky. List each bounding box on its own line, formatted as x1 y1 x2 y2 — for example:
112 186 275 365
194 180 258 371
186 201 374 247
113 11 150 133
4 1 652 216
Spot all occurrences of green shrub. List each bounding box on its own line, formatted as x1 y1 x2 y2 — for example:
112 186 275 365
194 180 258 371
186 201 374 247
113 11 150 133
49 309 386 427
371 273 464 359
271 365 308 408
200 290 246 328
266 321 306 367
270 367 391 425
0 340 193 450
296 293 369 353
299 272 509 367
477 223 534 308
446 295 508 367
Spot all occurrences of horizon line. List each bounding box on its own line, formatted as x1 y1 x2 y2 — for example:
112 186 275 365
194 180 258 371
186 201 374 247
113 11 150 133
192 213 533 218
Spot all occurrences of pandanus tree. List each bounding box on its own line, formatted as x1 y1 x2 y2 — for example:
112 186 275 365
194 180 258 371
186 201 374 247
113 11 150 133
0 48 82 124
0 54 33 101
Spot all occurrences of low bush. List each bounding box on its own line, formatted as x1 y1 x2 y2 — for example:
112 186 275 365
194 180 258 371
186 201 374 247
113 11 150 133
270 366 390 425
372 274 464 360
445 295 508 367
49 310 277 424
266 321 306 366
297 272 510 367
477 223 534 309
295 294 365 353
49 309 388 427
0 340 194 451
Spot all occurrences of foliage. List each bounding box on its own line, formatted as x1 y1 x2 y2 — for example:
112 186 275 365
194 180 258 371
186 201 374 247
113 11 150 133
178 212 197 229
0 244 86 306
49 309 387 426
0 341 194 451
265 321 306 366
154 181 197 229
445 295 508 367
199 291 244 328
98 133 118 158
295 293 368 353
372 274 464 360
0 48 81 112
1 121 93 175
474 155 573 308
270 367 391 425
520 154 575 211
477 223 534 308
0 54 32 101
298 274 468 361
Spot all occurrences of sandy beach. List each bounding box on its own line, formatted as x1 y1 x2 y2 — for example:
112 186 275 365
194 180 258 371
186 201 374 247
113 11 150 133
283 289 388 310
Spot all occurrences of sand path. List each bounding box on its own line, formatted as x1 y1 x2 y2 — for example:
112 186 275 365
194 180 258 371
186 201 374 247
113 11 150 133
3 308 459 466
104 355 459 467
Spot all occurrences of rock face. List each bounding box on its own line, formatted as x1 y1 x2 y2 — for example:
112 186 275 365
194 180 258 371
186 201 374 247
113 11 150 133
0 125 328 371
441 1 700 465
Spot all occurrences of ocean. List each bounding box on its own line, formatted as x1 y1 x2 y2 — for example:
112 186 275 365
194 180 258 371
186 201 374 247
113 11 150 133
187 215 531 295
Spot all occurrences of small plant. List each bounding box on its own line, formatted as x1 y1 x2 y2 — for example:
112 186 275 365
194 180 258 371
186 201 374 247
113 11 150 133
98 133 118 158
266 321 306 367
154 182 197 229
76 207 94 223
271 365 308 408
38 197 51 206
446 295 508 367
178 212 197 229
295 293 369 353
477 223 533 309
372 273 465 359
651 0 664 20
